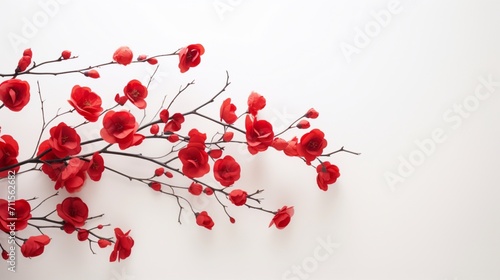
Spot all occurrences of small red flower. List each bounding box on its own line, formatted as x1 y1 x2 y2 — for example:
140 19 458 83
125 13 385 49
164 113 185 132
165 171 173 178
21 235 51 258
178 44 205 73
114 93 127 105
187 129 206 148
220 98 237 124
61 50 71 60
188 182 203 195
154 167 165 177
247 91 266 116
222 132 233 142
305 108 319 119
150 124 159 135
77 229 89 241
110 228 134 262
228 189 247 206
56 197 89 228
83 70 100 79
245 115 274 155
150 182 161 191
0 135 20 178
204 187 214 196
271 137 288 151
56 158 89 193
167 134 179 143
284 137 299 157
316 162 340 191
48 122 82 158
160 109 169 123
17 55 32 72
100 110 145 150
213 155 241 187
98 239 112 248
68 85 103 122
0 79 30 112
88 152 105 181
196 211 214 230
178 145 210 179
0 199 32 233
297 129 327 164
208 149 222 159
1 250 7 260
123 79 148 109
113 46 133 66
296 120 310 129
147 57 158 65
269 206 294 229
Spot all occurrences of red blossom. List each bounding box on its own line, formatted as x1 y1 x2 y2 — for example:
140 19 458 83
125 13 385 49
164 113 185 133
83 70 100 79
61 50 71 59
110 228 134 262
1 250 7 260
56 158 89 193
0 199 32 233
150 182 161 191
123 79 148 109
48 122 82 158
213 155 241 187
316 162 340 191
0 79 30 112
269 206 294 229
247 91 266 116
297 129 327 164
305 108 319 119
284 137 299 157
222 131 233 142
147 57 158 65
114 93 127 105
165 171 173 178
187 129 206 148
150 124 159 135
77 229 89 241
113 46 133 66
208 149 222 159
154 167 165 177
178 44 205 73
271 137 288 151
0 134 20 178
56 197 89 228
196 211 214 230
245 115 274 155
220 98 237 124
167 134 179 143
17 55 31 72
98 239 111 248
296 120 310 129
100 110 145 150
178 145 210 179
68 85 103 122
21 235 51 258
88 152 105 181
204 187 214 196
160 109 169 123
228 189 247 206
188 182 203 195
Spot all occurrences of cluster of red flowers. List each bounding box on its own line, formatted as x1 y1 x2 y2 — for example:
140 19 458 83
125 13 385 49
0 43 351 262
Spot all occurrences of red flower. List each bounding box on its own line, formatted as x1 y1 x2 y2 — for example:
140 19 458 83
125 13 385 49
305 108 319 119
56 197 89 228
164 113 185 132
0 79 30 112
284 137 299 157
196 211 214 230
77 229 89 241
98 239 112 248
147 57 158 65
100 110 145 150
296 120 310 129
178 146 210 179
61 50 71 60
245 115 274 155
208 149 222 159
21 235 50 258
167 134 179 143
1 249 7 260
150 124 159 135
38 140 65 182
220 98 237 124
48 122 82 158
178 44 205 73
0 135 20 178
188 182 203 195
316 162 340 191
68 85 103 122
204 187 214 195
159 109 169 122
150 182 161 191
228 189 247 206
0 199 32 233
110 228 134 262
83 70 100 79
123 79 148 109
213 155 241 187
187 129 206 148
269 206 294 229
87 152 105 181
297 129 327 164
114 93 127 105
247 91 266 116
222 132 233 142
113 46 133 66
154 167 164 177
17 55 31 72
56 158 88 193
271 137 287 151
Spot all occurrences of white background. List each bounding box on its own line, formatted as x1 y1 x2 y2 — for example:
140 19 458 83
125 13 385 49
1 1 500 279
